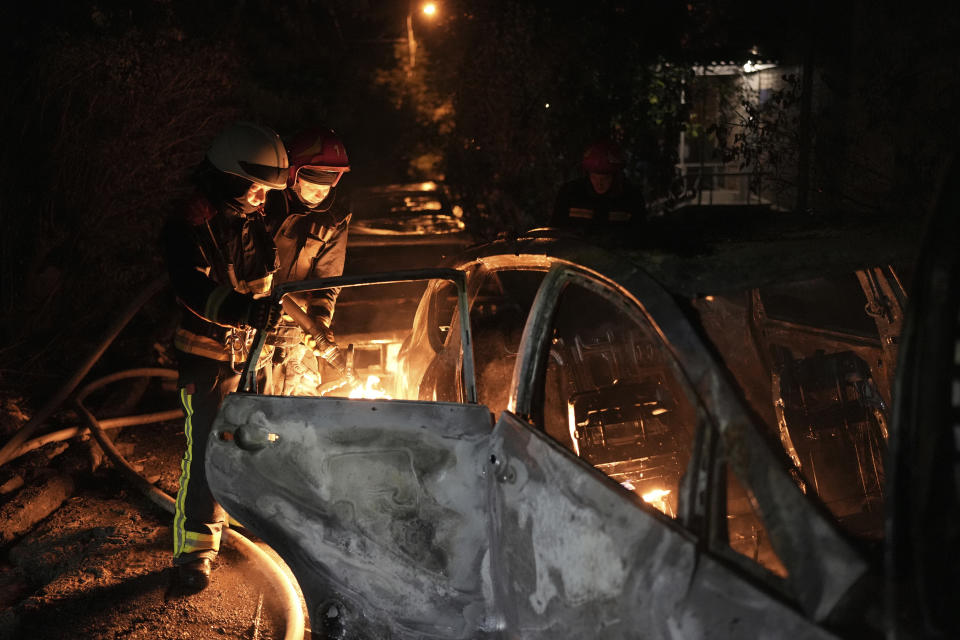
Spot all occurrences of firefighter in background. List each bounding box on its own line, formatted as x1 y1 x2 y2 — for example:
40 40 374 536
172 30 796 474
551 139 647 236
264 127 351 394
161 121 287 590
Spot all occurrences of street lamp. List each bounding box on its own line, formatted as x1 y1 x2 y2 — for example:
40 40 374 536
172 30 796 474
407 2 439 70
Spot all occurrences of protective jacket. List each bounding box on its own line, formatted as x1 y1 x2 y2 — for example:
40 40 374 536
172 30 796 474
265 187 351 327
551 176 647 233
162 192 278 361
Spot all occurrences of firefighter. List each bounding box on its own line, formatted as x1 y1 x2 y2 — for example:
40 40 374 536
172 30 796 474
161 121 287 590
550 139 646 237
264 127 352 394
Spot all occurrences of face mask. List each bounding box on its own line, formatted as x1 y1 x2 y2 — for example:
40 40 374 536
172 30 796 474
295 180 331 206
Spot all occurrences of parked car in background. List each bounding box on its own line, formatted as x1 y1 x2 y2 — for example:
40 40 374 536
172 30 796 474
209 209 924 639
344 180 473 272
331 181 476 386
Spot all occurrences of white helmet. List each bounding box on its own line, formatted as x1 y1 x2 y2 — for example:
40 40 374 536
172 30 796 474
206 121 289 190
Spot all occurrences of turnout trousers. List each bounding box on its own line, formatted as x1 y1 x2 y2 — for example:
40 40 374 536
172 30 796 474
172 352 240 565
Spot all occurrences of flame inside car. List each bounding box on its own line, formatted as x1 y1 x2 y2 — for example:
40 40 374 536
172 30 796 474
641 488 672 509
348 374 392 400
621 481 675 517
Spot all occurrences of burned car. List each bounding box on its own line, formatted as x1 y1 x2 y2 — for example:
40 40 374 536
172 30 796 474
205 217 917 638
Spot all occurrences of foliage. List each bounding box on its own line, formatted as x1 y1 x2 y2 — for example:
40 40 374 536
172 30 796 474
0 26 240 386
710 71 803 209
383 0 692 238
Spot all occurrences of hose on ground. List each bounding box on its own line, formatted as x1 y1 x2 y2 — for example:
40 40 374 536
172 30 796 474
75 392 306 640
0 276 306 637
5 368 181 465
10 409 184 463
0 275 169 468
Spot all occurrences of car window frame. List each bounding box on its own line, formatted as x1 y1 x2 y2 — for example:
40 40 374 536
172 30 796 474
507 262 711 532
239 268 478 403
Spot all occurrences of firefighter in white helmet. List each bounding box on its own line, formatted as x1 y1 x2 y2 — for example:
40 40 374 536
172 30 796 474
161 121 287 590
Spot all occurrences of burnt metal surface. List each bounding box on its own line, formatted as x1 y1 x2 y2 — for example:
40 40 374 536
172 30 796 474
509 258 869 621
489 411 839 639
208 394 495 638
208 393 840 639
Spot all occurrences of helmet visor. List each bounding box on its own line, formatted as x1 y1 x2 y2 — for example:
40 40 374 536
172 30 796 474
239 160 288 189
298 167 344 187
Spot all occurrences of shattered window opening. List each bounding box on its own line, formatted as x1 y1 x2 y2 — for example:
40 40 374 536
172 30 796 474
537 277 699 519
691 269 898 546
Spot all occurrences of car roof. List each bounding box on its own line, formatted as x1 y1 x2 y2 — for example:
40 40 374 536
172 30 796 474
449 206 921 297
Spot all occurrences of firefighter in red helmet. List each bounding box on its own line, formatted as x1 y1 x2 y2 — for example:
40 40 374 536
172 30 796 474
551 139 646 237
161 121 287 590
263 127 352 394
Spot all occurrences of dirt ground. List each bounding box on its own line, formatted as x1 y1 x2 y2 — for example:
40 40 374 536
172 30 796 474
0 414 304 640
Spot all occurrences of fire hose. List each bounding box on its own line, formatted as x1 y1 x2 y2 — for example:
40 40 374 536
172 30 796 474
0 276 168 468
0 278 306 640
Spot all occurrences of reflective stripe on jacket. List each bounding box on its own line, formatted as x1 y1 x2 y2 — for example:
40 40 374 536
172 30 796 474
162 192 279 359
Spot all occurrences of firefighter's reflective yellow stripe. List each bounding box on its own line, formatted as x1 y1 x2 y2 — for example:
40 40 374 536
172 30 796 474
182 529 221 553
174 329 231 361
568 207 595 219
173 388 194 557
205 284 234 323
609 210 631 221
226 267 273 296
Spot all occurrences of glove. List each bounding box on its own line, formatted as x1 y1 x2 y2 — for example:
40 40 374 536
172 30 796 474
269 319 306 348
245 298 283 332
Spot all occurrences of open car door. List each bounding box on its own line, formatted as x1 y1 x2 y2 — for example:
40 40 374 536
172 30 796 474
207 269 496 637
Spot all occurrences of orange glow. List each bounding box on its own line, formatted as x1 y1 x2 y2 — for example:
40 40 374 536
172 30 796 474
422 2 437 16
642 488 671 503
641 488 673 517
349 375 392 400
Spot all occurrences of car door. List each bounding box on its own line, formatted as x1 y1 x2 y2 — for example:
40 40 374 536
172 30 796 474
495 260 867 636
207 269 498 639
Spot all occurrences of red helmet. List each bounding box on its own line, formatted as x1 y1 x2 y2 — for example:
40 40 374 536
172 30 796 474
581 139 625 174
287 127 351 188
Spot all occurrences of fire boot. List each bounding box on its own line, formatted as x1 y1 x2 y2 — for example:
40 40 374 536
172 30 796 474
177 557 212 591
